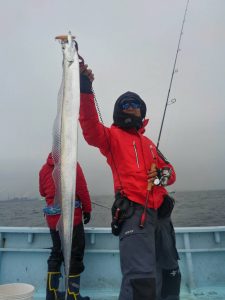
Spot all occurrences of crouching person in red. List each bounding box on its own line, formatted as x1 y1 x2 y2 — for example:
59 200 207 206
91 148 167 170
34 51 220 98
39 153 92 300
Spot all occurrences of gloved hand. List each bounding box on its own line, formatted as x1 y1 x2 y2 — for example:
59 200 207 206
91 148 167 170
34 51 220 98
158 195 175 219
83 212 91 224
80 63 94 81
147 165 158 184
80 63 94 94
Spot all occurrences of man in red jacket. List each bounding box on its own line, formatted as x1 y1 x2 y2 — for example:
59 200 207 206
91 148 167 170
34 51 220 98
79 64 181 300
39 153 92 300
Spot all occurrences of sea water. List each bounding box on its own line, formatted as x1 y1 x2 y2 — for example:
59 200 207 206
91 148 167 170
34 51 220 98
0 190 224 227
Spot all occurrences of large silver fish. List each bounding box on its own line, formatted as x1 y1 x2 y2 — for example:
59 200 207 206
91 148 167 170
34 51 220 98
52 32 80 287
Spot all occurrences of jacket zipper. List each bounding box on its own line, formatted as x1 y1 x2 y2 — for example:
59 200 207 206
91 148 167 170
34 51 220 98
149 145 156 160
133 141 140 168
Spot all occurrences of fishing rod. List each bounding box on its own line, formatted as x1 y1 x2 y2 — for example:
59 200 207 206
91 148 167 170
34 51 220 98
76 1 189 227
92 201 110 210
156 0 190 149
139 0 190 228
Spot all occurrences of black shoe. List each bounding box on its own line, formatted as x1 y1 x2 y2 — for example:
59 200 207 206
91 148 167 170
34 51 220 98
46 272 61 300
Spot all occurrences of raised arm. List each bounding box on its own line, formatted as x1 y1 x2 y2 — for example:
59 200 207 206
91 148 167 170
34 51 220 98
79 64 111 156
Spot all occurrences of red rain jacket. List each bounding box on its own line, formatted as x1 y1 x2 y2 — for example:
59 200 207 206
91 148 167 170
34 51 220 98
39 153 92 229
79 93 176 209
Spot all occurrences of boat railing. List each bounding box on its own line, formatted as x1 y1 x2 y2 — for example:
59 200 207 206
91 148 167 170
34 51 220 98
0 226 225 299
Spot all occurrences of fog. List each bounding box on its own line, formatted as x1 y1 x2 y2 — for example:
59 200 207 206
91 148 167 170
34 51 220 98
0 0 225 199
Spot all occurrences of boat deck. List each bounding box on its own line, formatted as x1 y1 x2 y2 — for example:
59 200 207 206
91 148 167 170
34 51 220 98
1 226 225 300
34 287 225 300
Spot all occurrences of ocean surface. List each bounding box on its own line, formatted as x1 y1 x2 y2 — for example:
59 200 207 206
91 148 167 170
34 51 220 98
0 190 224 227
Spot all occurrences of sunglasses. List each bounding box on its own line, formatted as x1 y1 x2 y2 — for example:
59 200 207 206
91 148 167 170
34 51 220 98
120 101 141 110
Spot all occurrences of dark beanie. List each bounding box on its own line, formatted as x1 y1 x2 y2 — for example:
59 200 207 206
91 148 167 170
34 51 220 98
113 91 147 123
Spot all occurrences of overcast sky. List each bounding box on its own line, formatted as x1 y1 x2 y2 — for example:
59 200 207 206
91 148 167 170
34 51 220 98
0 0 225 199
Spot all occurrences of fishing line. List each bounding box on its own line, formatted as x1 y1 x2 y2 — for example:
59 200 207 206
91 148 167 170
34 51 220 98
92 201 110 210
156 0 190 149
74 35 124 191
77 0 189 214
91 87 125 192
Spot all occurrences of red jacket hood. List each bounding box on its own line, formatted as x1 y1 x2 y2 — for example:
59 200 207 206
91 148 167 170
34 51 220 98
139 118 149 134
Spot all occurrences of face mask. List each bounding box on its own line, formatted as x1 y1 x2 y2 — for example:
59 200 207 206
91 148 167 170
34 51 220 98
114 111 143 130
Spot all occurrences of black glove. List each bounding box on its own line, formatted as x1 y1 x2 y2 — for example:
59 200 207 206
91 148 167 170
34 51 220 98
80 74 93 94
158 195 175 219
83 212 91 224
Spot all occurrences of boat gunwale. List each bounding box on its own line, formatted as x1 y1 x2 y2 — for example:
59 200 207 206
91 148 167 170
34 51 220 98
1 226 225 234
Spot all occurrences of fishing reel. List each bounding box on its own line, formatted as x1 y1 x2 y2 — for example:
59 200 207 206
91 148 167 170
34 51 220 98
154 167 172 186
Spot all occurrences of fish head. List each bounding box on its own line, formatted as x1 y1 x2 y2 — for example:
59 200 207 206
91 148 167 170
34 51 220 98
61 32 77 64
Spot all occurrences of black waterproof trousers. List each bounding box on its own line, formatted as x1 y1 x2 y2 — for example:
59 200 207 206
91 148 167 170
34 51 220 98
47 222 85 274
119 206 181 300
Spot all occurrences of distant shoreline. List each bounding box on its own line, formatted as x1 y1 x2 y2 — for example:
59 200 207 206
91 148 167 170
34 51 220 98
1 189 225 202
